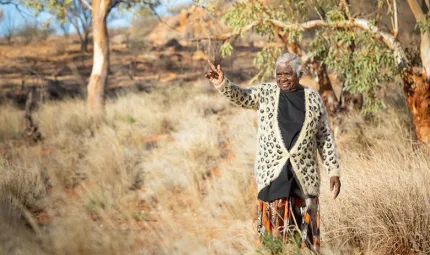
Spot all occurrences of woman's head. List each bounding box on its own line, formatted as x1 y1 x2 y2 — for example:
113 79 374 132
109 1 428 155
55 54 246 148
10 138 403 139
274 53 303 91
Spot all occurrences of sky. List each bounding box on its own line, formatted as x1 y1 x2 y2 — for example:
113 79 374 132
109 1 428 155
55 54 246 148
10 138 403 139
0 0 193 36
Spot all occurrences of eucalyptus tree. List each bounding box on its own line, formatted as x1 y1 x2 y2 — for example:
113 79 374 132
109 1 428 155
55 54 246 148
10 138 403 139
25 0 159 120
198 0 430 144
85 0 159 120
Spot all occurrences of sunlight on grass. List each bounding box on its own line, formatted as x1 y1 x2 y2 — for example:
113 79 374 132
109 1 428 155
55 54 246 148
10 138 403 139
0 85 429 254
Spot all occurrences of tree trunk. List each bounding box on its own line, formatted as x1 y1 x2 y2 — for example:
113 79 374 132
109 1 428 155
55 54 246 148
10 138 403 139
413 28 430 143
87 0 110 120
24 88 42 142
420 31 430 76
402 69 430 144
81 34 89 52
405 0 430 143
311 62 339 116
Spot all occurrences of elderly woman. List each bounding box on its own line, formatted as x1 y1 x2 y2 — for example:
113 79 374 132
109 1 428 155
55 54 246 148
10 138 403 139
205 53 341 251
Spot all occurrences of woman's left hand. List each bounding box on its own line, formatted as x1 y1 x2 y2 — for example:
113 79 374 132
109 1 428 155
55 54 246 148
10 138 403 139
330 176 341 199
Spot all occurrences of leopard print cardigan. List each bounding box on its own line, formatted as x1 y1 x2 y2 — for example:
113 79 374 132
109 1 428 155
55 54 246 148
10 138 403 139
215 78 341 197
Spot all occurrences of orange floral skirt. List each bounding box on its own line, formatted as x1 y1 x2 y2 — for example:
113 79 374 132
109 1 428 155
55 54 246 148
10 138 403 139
257 197 320 252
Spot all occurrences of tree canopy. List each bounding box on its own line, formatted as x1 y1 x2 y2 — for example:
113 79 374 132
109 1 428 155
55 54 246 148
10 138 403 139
198 0 415 114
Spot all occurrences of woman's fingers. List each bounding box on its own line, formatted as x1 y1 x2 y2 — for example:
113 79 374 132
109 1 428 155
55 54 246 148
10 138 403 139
331 178 341 199
330 176 341 199
207 60 217 72
205 71 219 80
333 184 340 199
206 61 222 85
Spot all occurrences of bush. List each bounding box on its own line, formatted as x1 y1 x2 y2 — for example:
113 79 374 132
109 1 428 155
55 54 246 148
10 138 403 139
15 23 55 44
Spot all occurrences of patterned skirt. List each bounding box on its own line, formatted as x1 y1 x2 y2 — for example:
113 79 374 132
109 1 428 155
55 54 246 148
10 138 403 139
257 197 320 252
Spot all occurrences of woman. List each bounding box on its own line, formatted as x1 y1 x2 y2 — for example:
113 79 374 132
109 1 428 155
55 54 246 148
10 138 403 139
205 53 341 252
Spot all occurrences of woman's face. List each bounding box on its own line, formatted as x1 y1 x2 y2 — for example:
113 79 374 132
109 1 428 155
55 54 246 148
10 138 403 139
276 63 300 91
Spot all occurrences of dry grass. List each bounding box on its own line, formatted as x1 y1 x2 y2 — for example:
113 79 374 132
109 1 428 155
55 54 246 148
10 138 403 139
0 82 429 255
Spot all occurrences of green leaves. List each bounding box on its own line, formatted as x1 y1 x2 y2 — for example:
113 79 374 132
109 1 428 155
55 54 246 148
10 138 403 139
23 0 43 13
23 0 77 23
251 45 282 83
222 2 265 32
218 0 401 114
220 41 233 58
415 15 430 34
326 9 345 23
308 27 396 114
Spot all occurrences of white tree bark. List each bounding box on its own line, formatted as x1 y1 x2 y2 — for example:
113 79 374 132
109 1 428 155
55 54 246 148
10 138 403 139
407 0 430 77
87 0 110 120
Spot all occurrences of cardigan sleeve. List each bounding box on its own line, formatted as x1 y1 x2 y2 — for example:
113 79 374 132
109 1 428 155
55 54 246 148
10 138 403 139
315 95 341 177
214 78 261 110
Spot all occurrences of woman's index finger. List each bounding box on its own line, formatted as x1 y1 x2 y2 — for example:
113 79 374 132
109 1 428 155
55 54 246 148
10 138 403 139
207 60 217 72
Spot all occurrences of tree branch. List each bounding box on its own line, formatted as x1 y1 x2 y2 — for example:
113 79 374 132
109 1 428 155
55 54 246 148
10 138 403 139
407 0 426 22
393 0 398 38
191 21 260 41
269 18 408 70
0 0 32 18
146 2 178 31
108 0 122 14
79 0 92 10
339 0 351 20
197 17 409 70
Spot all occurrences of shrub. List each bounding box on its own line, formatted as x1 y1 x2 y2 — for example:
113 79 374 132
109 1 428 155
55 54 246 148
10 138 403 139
15 23 54 44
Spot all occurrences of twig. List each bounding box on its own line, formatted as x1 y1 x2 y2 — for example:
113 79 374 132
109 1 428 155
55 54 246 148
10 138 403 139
0 0 32 19
24 88 42 142
78 0 92 10
314 6 325 21
191 21 260 41
407 0 426 22
147 3 178 31
393 0 398 38
339 0 351 20
8 196 42 236
193 2 225 32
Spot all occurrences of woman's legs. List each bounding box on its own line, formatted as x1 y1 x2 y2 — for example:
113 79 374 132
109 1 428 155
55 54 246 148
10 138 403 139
256 197 320 252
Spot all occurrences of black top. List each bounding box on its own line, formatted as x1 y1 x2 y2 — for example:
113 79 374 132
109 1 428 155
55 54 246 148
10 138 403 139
257 86 306 202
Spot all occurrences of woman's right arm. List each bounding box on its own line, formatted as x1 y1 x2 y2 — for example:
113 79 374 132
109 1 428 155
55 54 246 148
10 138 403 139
205 60 261 110
214 78 261 110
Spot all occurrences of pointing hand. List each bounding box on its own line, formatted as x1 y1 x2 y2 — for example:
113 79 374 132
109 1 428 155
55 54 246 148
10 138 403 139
205 60 224 86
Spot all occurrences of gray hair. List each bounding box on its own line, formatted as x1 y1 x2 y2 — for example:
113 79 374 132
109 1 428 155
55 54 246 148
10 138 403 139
274 53 302 78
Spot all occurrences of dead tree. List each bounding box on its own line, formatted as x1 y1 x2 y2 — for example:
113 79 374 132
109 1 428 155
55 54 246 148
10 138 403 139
24 88 42 142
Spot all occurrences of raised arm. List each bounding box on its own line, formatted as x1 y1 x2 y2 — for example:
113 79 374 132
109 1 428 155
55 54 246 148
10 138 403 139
205 60 261 110
315 93 341 199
